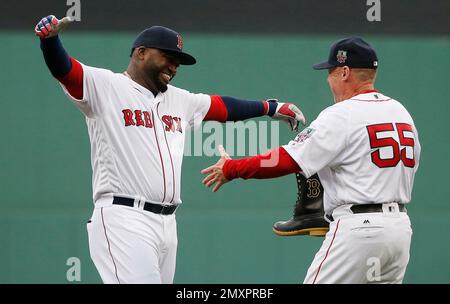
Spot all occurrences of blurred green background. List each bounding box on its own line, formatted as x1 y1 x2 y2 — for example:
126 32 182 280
0 31 449 283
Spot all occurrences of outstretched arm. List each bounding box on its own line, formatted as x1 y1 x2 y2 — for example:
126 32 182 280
36 15 83 99
204 96 268 122
201 145 301 192
204 95 306 131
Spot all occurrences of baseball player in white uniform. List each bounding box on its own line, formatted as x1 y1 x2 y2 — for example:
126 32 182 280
202 37 421 284
35 15 306 283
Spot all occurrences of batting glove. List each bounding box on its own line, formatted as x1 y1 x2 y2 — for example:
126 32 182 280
267 99 306 132
35 15 74 39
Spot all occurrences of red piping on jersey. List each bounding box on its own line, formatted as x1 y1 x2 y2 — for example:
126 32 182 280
358 89 378 94
204 95 228 122
157 103 176 204
312 219 340 284
57 57 84 99
351 98 392 102
350 90 390 102
151 109 167 203
101 207 121 284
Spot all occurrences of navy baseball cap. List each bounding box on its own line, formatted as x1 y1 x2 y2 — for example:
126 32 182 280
131 26 196 65
312 37 378 70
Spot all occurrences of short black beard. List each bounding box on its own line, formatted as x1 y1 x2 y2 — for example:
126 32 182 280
153 70 168 92
156 80 168 93
147 65 168 93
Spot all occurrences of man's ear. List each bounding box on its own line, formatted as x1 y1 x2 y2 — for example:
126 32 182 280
135 47 147 60
342 66 351 81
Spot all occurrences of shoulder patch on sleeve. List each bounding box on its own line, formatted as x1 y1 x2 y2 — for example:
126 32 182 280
293 127 316 144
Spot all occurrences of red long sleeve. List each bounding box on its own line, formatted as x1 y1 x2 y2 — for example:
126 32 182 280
204 95 228 122
223 147 301 180
57 57 84 100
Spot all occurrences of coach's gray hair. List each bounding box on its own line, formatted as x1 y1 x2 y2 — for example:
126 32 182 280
353 68 377 83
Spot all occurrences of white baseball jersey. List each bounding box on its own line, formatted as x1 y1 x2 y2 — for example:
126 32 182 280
61 64 211 205
59 63 212 283
283 91 421 216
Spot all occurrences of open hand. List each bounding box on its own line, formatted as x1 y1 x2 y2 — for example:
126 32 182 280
201 145 231 192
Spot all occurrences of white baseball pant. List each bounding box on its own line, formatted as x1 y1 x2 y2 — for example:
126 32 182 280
304 203 412 284
87 203 178 284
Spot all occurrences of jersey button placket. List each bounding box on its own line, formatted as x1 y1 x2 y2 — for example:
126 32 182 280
155 101 175 205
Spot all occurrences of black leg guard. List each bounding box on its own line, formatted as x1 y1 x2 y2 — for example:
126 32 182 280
272 173 329 237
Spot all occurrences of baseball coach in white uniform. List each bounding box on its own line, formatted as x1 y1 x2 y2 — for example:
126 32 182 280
202 37 421 284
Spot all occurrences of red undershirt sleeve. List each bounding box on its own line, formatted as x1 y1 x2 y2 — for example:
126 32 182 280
223 146 301 180
204 95 228 122
57 57 84 100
